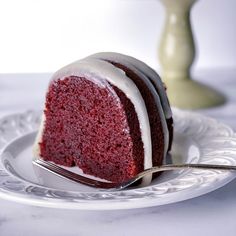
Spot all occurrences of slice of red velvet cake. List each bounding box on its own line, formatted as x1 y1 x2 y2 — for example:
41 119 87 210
33 52 173 187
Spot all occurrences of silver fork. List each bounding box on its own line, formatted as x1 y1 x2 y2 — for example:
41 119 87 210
33 158 236 190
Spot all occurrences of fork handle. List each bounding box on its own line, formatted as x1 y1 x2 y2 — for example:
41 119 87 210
153 163 236 172
136 163 236 179
118 163 236 190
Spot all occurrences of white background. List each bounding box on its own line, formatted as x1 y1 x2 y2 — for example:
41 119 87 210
0 0 235 72
1 2 236 235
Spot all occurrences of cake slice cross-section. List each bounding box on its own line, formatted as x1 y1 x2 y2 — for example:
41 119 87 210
33 52 173 187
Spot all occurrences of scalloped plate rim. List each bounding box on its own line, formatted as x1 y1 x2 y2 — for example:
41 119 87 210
0 109 236 210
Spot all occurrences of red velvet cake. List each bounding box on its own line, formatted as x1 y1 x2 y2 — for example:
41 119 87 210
33 52 173 186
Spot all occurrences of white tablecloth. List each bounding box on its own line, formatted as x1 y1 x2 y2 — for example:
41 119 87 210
0 69 236 236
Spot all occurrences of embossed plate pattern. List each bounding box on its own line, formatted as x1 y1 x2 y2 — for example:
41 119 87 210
0 109 236 210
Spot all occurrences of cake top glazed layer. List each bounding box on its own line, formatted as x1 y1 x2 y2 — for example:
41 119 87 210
34 52 172 186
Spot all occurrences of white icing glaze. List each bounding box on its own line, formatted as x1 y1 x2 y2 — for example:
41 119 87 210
90 52 172 119
50 58 153 185
87 53 169 158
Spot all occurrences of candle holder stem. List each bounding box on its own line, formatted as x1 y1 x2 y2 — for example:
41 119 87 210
159 0 225 109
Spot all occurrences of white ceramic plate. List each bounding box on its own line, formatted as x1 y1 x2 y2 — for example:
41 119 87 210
0 109 236 210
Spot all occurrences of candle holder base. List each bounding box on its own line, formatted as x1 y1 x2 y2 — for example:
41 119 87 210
164 79 226 109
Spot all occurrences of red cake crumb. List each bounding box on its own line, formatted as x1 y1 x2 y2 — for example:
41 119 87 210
39 76 144 183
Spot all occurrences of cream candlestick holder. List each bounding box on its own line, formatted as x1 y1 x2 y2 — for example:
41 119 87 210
158 0 225 109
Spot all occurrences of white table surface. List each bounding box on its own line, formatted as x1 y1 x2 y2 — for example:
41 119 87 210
0 69 236 236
